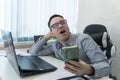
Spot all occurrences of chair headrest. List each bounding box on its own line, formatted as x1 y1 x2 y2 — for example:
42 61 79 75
83 24 109 48
89 32 108 48
83 24 107 34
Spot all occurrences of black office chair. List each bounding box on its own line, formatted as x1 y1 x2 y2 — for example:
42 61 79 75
83 24 117 80
34 35 44 42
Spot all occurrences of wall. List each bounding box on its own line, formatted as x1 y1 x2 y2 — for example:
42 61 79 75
76 0 120 79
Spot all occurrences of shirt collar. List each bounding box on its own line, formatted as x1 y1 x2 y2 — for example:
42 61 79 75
56 33 74 49
66 33 74 46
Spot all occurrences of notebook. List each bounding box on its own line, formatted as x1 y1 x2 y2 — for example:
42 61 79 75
1 30 57 78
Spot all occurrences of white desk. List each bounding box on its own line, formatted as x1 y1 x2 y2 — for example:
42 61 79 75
0 49 112 80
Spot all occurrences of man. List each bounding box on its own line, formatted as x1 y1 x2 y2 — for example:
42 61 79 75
29 14 111 79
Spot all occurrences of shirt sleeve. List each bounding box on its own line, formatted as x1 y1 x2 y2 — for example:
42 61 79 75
80 34 111 79
29 37 54 56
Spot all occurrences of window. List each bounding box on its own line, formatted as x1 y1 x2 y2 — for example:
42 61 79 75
0 0 4 42
0 0 78 42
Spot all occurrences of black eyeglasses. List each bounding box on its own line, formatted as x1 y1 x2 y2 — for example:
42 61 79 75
50 19 67 29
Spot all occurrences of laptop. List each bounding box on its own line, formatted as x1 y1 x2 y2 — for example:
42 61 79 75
1 30 57 78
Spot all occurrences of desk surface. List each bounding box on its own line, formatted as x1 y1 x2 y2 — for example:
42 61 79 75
0 48 112 80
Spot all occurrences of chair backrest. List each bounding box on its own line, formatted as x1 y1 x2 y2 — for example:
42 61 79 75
34 35 44 42
27 35 45 53
83 24 116 64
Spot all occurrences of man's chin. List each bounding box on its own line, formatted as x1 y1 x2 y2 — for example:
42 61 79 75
60 36 69 41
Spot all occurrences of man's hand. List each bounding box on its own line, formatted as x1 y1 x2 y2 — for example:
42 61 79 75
44 32 54 39
64 60 94 76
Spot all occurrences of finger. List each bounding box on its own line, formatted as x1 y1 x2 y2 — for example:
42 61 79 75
65 63 80 72
64 64 83 75
64 65 79 74
69 60 82 68
64 66 77 74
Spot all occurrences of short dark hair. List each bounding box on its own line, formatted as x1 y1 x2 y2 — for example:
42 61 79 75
48 14 64 30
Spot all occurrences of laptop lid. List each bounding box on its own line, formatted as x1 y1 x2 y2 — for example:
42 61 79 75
1 30 21 77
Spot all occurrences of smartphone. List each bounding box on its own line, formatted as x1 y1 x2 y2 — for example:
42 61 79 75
62 46 79 63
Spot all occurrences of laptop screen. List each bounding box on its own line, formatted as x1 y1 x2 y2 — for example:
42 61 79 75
1 30 20 76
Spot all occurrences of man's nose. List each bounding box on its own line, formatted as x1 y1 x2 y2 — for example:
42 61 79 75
58 23 62 27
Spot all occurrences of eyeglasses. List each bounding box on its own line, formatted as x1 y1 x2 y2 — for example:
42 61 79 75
50 19 67 29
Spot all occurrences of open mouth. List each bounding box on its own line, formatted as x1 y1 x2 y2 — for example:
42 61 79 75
60 29 66 34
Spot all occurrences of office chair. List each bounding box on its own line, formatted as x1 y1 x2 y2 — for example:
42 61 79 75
34 35 44 42
27 35 45 53
33 35 56 44
83 24 117 80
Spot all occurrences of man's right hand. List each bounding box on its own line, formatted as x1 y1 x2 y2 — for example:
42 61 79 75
64 60 95 76
44 32 54 39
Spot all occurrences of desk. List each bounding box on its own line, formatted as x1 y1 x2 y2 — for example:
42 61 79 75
0 48 112 80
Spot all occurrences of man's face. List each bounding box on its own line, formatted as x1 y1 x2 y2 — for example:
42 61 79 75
50 17 70 42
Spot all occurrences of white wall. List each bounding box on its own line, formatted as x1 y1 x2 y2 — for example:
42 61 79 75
76 0 120 79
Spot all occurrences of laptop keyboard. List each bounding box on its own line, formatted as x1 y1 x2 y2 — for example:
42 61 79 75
17 55 57 71
27 56 56 70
